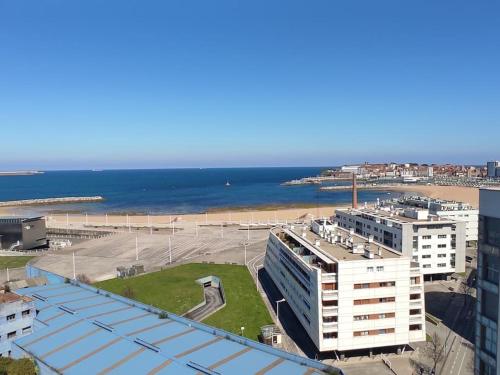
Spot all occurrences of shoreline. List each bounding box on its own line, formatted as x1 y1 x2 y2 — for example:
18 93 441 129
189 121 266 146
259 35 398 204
0 184 479 223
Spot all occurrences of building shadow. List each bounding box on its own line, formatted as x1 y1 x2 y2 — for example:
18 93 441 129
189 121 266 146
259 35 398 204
425 291 476 341
258 268 321 358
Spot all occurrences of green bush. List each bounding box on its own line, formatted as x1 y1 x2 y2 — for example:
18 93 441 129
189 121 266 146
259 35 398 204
0 357 13 375
6 358 36 375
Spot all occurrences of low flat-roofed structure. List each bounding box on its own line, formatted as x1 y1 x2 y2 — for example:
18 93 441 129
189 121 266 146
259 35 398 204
0 216 47 250
11 268 341 375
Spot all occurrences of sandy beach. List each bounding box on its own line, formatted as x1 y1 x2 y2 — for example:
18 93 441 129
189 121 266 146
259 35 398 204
0 184 479 227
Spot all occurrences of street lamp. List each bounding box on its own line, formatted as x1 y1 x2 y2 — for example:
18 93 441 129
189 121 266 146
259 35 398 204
240 326 245 337
276 298 286 323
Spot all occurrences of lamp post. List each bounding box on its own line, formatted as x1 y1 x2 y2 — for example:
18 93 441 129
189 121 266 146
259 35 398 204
276 298 286 323
240 326 245 337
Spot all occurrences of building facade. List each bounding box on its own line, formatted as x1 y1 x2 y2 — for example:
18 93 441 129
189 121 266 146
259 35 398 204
0 292 35 357
382 195 478 245
264 220 426 353
475 188 500 375
335 208 466 277
487 161 500 178
0 217 47 250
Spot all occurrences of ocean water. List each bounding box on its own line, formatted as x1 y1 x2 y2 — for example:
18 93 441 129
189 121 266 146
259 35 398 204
0 168 398 214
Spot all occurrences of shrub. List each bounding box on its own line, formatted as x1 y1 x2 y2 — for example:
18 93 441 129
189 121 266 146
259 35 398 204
76 274 91 284
122 285 135 299
6 358 36 375
0 357 13 375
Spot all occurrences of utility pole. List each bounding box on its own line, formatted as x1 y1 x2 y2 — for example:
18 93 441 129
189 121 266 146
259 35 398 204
169 237 172 264
135 236 139 261
105 213 108 226
221 223 224 239
85 213 88 226
72 252 76 280
195 222 198 237
244 243 247 265
276 298 286 323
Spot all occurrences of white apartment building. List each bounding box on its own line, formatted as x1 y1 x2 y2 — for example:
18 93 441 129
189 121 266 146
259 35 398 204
264 220 426 353
382 196 478 245
335 207 466 277
0 292 35 357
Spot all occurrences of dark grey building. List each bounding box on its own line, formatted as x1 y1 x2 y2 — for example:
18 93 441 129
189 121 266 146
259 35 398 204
475 188 500 375
0 217 47 250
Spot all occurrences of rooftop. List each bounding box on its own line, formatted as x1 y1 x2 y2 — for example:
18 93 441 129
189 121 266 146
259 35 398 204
337 207 456 225
13 275 339 375
0 291 33 304
273 225 400 264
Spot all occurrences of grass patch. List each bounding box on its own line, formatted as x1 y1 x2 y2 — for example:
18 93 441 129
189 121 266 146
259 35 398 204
0 256 34 270
95 263 273 340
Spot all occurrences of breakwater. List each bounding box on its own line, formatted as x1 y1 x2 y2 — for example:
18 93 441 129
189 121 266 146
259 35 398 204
0 196 104 207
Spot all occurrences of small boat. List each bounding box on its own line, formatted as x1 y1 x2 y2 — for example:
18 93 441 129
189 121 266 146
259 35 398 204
225 181 231 187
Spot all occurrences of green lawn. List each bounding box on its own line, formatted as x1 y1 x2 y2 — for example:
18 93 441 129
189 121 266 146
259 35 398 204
95 263 273 340
0 256 34 270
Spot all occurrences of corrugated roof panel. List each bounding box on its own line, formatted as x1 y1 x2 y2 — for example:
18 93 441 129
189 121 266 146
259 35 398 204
215 348 282 374
180 339 248 368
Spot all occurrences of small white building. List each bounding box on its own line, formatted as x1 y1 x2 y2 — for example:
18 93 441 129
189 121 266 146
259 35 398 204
0 292 35 357
264 220 426 354
335 207 466 278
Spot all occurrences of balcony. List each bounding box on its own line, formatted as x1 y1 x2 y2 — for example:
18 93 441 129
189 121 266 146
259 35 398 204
410 300 422 308
322 290 338 300
322 273 337 282
409 315 423 323
322 306 338 316
322 322 338 331
410 284 422 291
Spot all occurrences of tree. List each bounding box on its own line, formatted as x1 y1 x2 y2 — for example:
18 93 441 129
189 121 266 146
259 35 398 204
122 285 135 299
76 274 91 284
459 279 473 307
424 332 445 374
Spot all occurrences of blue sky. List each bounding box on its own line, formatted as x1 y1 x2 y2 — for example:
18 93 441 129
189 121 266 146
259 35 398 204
0 0 499 170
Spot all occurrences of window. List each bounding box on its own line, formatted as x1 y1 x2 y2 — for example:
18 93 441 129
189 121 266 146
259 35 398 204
438 235 447 239
367 267 374 272
482 253 499 285
423 264 431 268
21 310 30 318
379 313 386 319
438 263 446 267
438 244 447 248
438 254 447 258
422 255 431 259
376 266 384 272
422 245 431 249
7 332 16 339
482 290 499 321
480 324 497 356
354 315 369 321
422 235 432 240
6 314 15 322
22 326 32 334
323 332 337 339
485 216 500 248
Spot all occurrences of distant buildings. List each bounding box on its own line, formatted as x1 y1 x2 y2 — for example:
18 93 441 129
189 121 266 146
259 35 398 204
0 217 47 250
0 292 35 357
381 195 478 246
264 219 426 353
487 161 500 178
335 207 466 278
475 188 500 375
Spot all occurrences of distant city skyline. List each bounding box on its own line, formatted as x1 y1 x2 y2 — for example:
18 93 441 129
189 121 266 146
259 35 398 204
1 0 499 170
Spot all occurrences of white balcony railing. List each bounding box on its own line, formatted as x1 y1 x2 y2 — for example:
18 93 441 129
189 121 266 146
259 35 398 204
322 290 339 300
322 306 338 316
322 322 338 331
322 273 337 282
410 300 422 308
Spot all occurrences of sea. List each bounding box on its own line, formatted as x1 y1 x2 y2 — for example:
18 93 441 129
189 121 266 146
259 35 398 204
0 168 398 215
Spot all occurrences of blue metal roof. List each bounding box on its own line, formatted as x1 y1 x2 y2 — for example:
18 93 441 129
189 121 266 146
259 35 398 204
13 269 342 375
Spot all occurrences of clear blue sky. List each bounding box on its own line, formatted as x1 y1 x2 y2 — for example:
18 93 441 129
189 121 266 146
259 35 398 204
1 0 499 170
